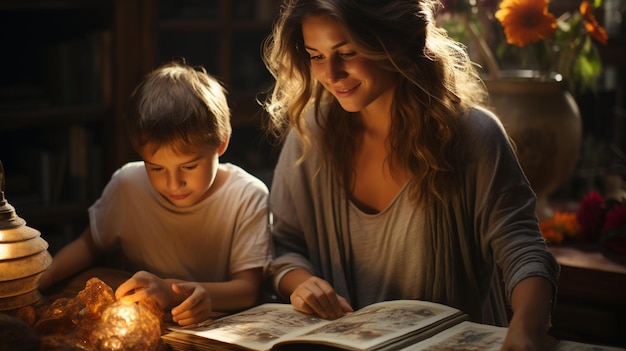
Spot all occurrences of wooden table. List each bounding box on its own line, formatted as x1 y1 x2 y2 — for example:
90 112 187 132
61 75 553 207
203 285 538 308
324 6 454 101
41 262 626 350
548 244 626 348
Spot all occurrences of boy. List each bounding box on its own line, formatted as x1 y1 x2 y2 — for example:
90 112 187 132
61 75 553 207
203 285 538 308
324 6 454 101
39 61 272 326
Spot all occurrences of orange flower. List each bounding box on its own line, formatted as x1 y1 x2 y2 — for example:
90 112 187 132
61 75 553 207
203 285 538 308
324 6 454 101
495 0 557 47
580 0 608 44
539 211 580 245
552 211 581 237
540 218 565 244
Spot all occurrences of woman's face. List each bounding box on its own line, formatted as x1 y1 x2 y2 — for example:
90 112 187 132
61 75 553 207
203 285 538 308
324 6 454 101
302 14 396 115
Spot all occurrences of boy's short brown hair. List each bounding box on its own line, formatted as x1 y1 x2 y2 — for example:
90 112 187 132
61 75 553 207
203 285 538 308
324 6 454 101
127 61 231 155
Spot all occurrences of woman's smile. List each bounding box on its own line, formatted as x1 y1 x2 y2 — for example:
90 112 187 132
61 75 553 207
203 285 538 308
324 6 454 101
302 14 396 114
333 83 360 98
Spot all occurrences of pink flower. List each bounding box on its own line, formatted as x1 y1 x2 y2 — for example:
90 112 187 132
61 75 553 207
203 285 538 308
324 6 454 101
576 191 605 242
605 236 626 255
603 203 626 232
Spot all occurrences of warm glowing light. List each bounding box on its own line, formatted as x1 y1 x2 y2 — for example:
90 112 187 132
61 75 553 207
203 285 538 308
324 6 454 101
89 300 161 351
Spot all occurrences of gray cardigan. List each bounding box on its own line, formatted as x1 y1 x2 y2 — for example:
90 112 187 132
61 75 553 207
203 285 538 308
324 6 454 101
268 107 559 326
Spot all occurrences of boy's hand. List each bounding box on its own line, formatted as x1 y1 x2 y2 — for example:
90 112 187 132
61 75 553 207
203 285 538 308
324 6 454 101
170 282 213 326
115 270 172 309
116 272 213 326
290 276 353 320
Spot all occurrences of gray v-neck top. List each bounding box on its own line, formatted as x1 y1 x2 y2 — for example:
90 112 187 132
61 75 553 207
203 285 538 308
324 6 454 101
268 107 559 326
348 184 427 306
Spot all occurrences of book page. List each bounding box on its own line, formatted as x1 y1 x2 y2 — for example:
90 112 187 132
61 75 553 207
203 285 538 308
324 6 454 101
400 321 507 350
167 303 332 351
401 321 626 351
552 340 626 351
277 300 463 351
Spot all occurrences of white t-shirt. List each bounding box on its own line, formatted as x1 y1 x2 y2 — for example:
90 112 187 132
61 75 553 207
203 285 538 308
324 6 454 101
89 161 271 282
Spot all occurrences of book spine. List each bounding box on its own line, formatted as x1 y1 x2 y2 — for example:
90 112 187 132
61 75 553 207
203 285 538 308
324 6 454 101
68 125 88 202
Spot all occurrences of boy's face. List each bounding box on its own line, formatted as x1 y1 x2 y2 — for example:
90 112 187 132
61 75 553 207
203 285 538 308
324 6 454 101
140 141 226 207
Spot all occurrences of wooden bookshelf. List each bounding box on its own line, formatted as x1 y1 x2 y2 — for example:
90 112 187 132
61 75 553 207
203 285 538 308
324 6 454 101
1 0 282 253
154 0 281 180
155 0 280 127
0 0 155 254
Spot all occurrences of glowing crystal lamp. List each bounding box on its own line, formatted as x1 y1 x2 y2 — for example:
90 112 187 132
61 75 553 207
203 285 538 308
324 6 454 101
90 301 162 351
0 161 53 310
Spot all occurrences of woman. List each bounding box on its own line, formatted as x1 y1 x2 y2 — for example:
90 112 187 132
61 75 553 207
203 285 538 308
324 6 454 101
261 0 559 348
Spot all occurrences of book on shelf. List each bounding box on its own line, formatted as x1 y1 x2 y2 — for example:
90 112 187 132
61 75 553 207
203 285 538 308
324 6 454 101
40 149 68 205
68 125 89 202
41 29 112 107
161 300 626 351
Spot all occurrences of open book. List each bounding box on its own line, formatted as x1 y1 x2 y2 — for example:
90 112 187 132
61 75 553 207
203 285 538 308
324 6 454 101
401 321 626 351
161 300 467 351
161 300 626 351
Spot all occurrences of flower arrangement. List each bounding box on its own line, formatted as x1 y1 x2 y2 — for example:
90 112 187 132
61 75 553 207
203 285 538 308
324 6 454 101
539 191 626 255
438 0 609 93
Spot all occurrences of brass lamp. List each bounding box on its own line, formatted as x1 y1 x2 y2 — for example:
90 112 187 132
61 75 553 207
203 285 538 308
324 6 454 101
0 160 52 311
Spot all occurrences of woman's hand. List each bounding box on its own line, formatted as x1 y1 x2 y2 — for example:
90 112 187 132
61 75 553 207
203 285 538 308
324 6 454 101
290 276 353 320
500 277 553 350
500 318 549 350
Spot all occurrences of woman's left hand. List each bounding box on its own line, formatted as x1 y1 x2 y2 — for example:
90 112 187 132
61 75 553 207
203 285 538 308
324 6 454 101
500 320 549 351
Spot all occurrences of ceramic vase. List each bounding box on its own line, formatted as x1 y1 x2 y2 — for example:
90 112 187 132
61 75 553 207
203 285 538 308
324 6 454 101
484 70 582 219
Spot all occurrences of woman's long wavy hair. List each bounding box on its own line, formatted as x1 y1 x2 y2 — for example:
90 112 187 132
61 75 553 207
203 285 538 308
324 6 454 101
261 0 489 206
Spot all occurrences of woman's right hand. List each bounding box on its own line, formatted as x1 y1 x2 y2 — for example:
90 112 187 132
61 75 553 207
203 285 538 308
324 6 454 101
290 276 353 320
